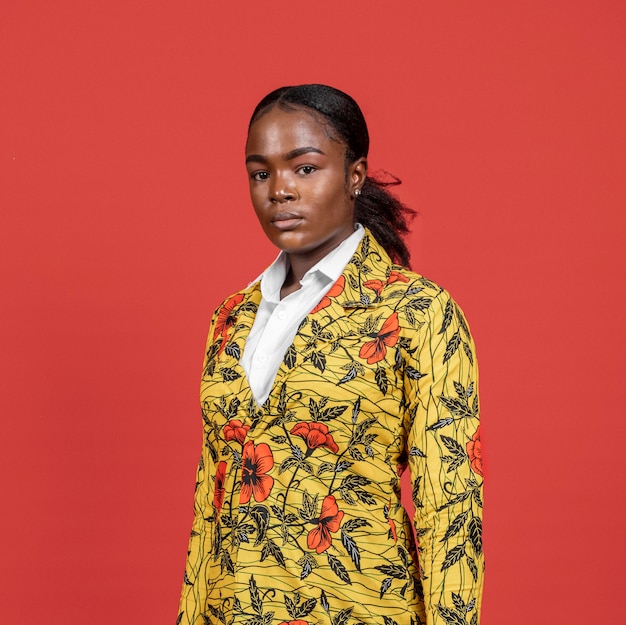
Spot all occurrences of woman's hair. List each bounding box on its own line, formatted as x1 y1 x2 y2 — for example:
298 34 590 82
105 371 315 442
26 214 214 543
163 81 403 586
249 84 416 268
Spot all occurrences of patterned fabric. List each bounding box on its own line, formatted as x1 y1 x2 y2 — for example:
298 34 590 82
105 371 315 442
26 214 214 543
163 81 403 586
178 231 484 625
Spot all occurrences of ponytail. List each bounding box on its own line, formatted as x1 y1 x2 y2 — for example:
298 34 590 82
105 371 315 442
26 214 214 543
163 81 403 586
356 172 416 268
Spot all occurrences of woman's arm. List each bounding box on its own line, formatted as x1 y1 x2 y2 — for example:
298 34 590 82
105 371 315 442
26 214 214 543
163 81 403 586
405 290 484 625
177 309 222 625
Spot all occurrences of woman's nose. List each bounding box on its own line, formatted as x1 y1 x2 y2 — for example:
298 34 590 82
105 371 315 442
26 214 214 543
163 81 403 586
270 173 298 203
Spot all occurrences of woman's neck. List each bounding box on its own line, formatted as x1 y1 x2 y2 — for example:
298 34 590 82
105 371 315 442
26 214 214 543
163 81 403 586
279 266 301 299
279 252 319 299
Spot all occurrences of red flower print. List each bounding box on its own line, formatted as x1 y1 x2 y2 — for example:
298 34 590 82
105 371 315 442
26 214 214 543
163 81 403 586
290 422 339 454
364 272 409 300
213 292 244 354
466 426 483 477
223 419 250 445
240 441 274 504
387 270 409 285
213 461 227 512
358 312 400 364
363 279 385 297
310 276 345 314
307 495 344 554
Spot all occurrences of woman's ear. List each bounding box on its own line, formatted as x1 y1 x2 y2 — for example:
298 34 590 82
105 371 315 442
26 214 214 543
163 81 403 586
349 157 368 197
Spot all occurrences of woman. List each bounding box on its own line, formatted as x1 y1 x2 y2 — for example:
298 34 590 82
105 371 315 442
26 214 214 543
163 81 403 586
178 85 484 625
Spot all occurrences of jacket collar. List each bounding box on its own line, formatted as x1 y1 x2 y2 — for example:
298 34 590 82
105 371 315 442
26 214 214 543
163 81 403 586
331 229 392 310
233 228 395 328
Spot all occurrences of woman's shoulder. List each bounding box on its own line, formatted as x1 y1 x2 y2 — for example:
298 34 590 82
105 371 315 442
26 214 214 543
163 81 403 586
371 264 471 335
359 232 451 306
218 281 260 309
369 262 448 304
206 281 261 327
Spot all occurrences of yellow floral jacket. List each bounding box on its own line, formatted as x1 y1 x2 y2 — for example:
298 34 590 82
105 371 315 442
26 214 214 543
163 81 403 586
179 231 483 625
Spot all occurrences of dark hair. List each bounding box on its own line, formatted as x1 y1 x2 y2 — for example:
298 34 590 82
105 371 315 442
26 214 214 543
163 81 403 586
249 84 416 268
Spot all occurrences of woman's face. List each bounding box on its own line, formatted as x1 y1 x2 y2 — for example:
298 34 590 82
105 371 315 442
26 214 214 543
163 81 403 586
245 106 366 267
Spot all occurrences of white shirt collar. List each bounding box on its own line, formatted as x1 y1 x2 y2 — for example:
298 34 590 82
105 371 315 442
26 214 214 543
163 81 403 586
255 224 365 304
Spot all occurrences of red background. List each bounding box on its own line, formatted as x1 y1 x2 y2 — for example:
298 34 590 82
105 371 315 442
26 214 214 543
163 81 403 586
2 1 625 623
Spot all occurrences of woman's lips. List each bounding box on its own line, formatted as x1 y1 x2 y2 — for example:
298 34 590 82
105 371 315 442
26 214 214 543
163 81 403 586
271 212 303 230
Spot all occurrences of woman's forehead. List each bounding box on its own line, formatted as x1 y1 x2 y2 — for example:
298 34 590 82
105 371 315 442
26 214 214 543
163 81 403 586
246 107 343 156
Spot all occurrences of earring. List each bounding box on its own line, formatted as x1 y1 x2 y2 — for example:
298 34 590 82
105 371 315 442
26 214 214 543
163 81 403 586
354 188 361 197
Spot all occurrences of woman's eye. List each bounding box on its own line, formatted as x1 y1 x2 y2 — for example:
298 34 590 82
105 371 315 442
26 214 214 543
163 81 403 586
297 165 316 175
252 171 269 181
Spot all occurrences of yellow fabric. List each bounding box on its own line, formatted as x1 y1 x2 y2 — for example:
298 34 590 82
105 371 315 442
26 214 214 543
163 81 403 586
179 231 484 625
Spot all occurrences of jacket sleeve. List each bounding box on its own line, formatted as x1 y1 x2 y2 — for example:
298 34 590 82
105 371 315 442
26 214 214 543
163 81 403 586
177 310 221 625
405 290 484 625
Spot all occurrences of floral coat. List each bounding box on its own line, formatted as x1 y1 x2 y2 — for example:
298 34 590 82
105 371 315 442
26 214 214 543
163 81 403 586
178 231 484 625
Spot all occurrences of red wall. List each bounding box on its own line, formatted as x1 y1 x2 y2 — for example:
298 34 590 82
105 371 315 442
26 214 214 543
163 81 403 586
2 1 625 623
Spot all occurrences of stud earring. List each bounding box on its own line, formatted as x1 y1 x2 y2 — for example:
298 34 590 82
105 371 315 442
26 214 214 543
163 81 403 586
354 189 361 197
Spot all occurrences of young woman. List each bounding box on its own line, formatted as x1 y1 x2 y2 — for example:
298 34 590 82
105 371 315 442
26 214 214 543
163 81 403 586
178 85 484 625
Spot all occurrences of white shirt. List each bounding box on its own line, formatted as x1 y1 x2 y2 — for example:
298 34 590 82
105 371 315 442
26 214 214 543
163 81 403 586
241 225 364 405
